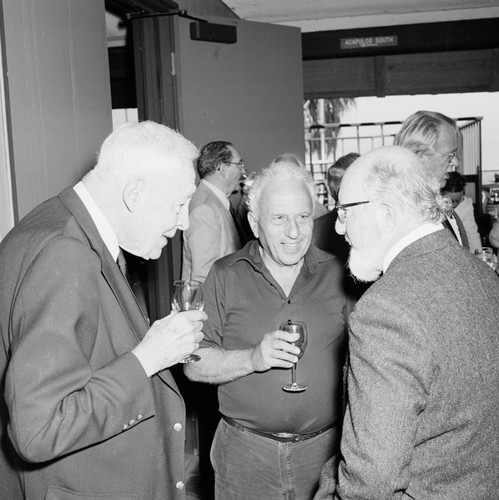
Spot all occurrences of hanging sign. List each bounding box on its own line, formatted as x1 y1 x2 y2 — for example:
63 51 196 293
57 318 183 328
340 35 398 50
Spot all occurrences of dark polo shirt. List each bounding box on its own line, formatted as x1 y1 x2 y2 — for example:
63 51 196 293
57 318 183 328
201 240 348 434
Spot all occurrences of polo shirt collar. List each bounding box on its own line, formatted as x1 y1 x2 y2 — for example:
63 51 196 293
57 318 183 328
234 240 327 275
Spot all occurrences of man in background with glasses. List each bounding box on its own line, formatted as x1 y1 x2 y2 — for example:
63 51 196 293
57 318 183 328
316 146 499 499
182 140 245 284
394 110 469 250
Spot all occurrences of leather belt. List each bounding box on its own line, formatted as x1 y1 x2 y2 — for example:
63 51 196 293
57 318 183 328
222 416 336 443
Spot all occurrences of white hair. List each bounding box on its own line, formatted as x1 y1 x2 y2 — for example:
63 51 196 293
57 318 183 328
92 121 198 185
356 146 452 223
248 162 317 220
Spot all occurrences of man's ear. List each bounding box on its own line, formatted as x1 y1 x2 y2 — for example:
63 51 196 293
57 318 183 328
123 178 146 212
217 163 228 179
248 211 259 238
376 201 397 233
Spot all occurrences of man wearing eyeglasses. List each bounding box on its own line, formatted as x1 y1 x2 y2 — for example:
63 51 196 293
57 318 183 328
315 146 499 499
182 141 245 283
394 110 469 250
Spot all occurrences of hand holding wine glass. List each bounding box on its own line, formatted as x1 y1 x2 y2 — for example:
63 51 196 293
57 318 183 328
171 280 204 363
281 320 308 392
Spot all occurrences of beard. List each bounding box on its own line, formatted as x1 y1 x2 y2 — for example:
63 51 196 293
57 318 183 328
348 248 383 283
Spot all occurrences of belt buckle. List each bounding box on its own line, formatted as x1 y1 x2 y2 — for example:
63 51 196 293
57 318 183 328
272 431 303 442
273 432 295 439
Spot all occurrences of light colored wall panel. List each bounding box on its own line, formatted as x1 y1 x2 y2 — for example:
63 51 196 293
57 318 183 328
1 0 112 220
175 15 305 172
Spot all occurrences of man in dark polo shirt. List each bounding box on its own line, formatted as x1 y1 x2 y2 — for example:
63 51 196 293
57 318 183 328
185 162 349 499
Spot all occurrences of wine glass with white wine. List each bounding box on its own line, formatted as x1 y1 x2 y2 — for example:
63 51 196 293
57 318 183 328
281 320 308 392
171 280 204 363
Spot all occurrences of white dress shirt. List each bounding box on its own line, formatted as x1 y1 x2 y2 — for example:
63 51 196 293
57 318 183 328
73 181 120 261
201 179 230 211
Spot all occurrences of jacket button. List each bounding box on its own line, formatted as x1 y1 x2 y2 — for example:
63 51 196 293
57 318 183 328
129 419 136 426
173 423 183 432
137 414 143 420
175 481 185 490
122 424 128 430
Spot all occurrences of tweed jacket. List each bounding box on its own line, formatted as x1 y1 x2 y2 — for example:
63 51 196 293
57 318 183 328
316 228 499 499
182 181 241 282
0 188 187 499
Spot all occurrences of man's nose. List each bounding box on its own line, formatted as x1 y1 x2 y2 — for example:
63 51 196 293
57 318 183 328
285 219 300 238
449 154 459 171
177 205 190 230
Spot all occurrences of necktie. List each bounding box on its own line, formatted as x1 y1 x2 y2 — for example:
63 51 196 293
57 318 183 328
117 249 150 324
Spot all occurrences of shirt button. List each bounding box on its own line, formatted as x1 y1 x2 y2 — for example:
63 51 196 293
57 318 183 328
173 423 183 432
175 481 185 490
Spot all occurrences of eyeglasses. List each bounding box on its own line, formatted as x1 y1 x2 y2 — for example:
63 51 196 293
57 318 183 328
226 160 245 169
335 200 371 223
432 149 457 164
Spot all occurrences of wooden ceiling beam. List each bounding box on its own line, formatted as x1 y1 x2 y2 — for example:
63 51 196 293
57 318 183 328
490 48 499 91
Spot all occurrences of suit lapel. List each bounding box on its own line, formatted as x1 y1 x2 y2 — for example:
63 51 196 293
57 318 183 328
452 212 470 250
59 188 182 395
442 212 470 250
206 190 241 245
59 188 147 342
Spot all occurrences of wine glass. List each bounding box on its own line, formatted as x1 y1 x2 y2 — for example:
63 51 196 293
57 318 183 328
171 280 204 363
281 320 308 392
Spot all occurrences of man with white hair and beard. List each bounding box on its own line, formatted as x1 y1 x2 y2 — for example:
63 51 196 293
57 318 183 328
315 146 499 499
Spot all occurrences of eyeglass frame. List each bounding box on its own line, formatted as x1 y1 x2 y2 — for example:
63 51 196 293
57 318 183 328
430 148 457 164
335 200 372 224
226 160 246 169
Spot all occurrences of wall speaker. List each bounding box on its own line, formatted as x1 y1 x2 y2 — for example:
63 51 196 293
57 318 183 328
190 21 237 44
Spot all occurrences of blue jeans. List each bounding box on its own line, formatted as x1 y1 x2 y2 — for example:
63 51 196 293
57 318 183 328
210 419 339 500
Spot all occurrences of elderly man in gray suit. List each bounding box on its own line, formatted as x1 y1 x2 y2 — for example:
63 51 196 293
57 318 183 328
316 145 499 499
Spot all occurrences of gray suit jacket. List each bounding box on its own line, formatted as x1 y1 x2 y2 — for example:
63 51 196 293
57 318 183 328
317 229 499 499
0 188 187 499
182 181 241 282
